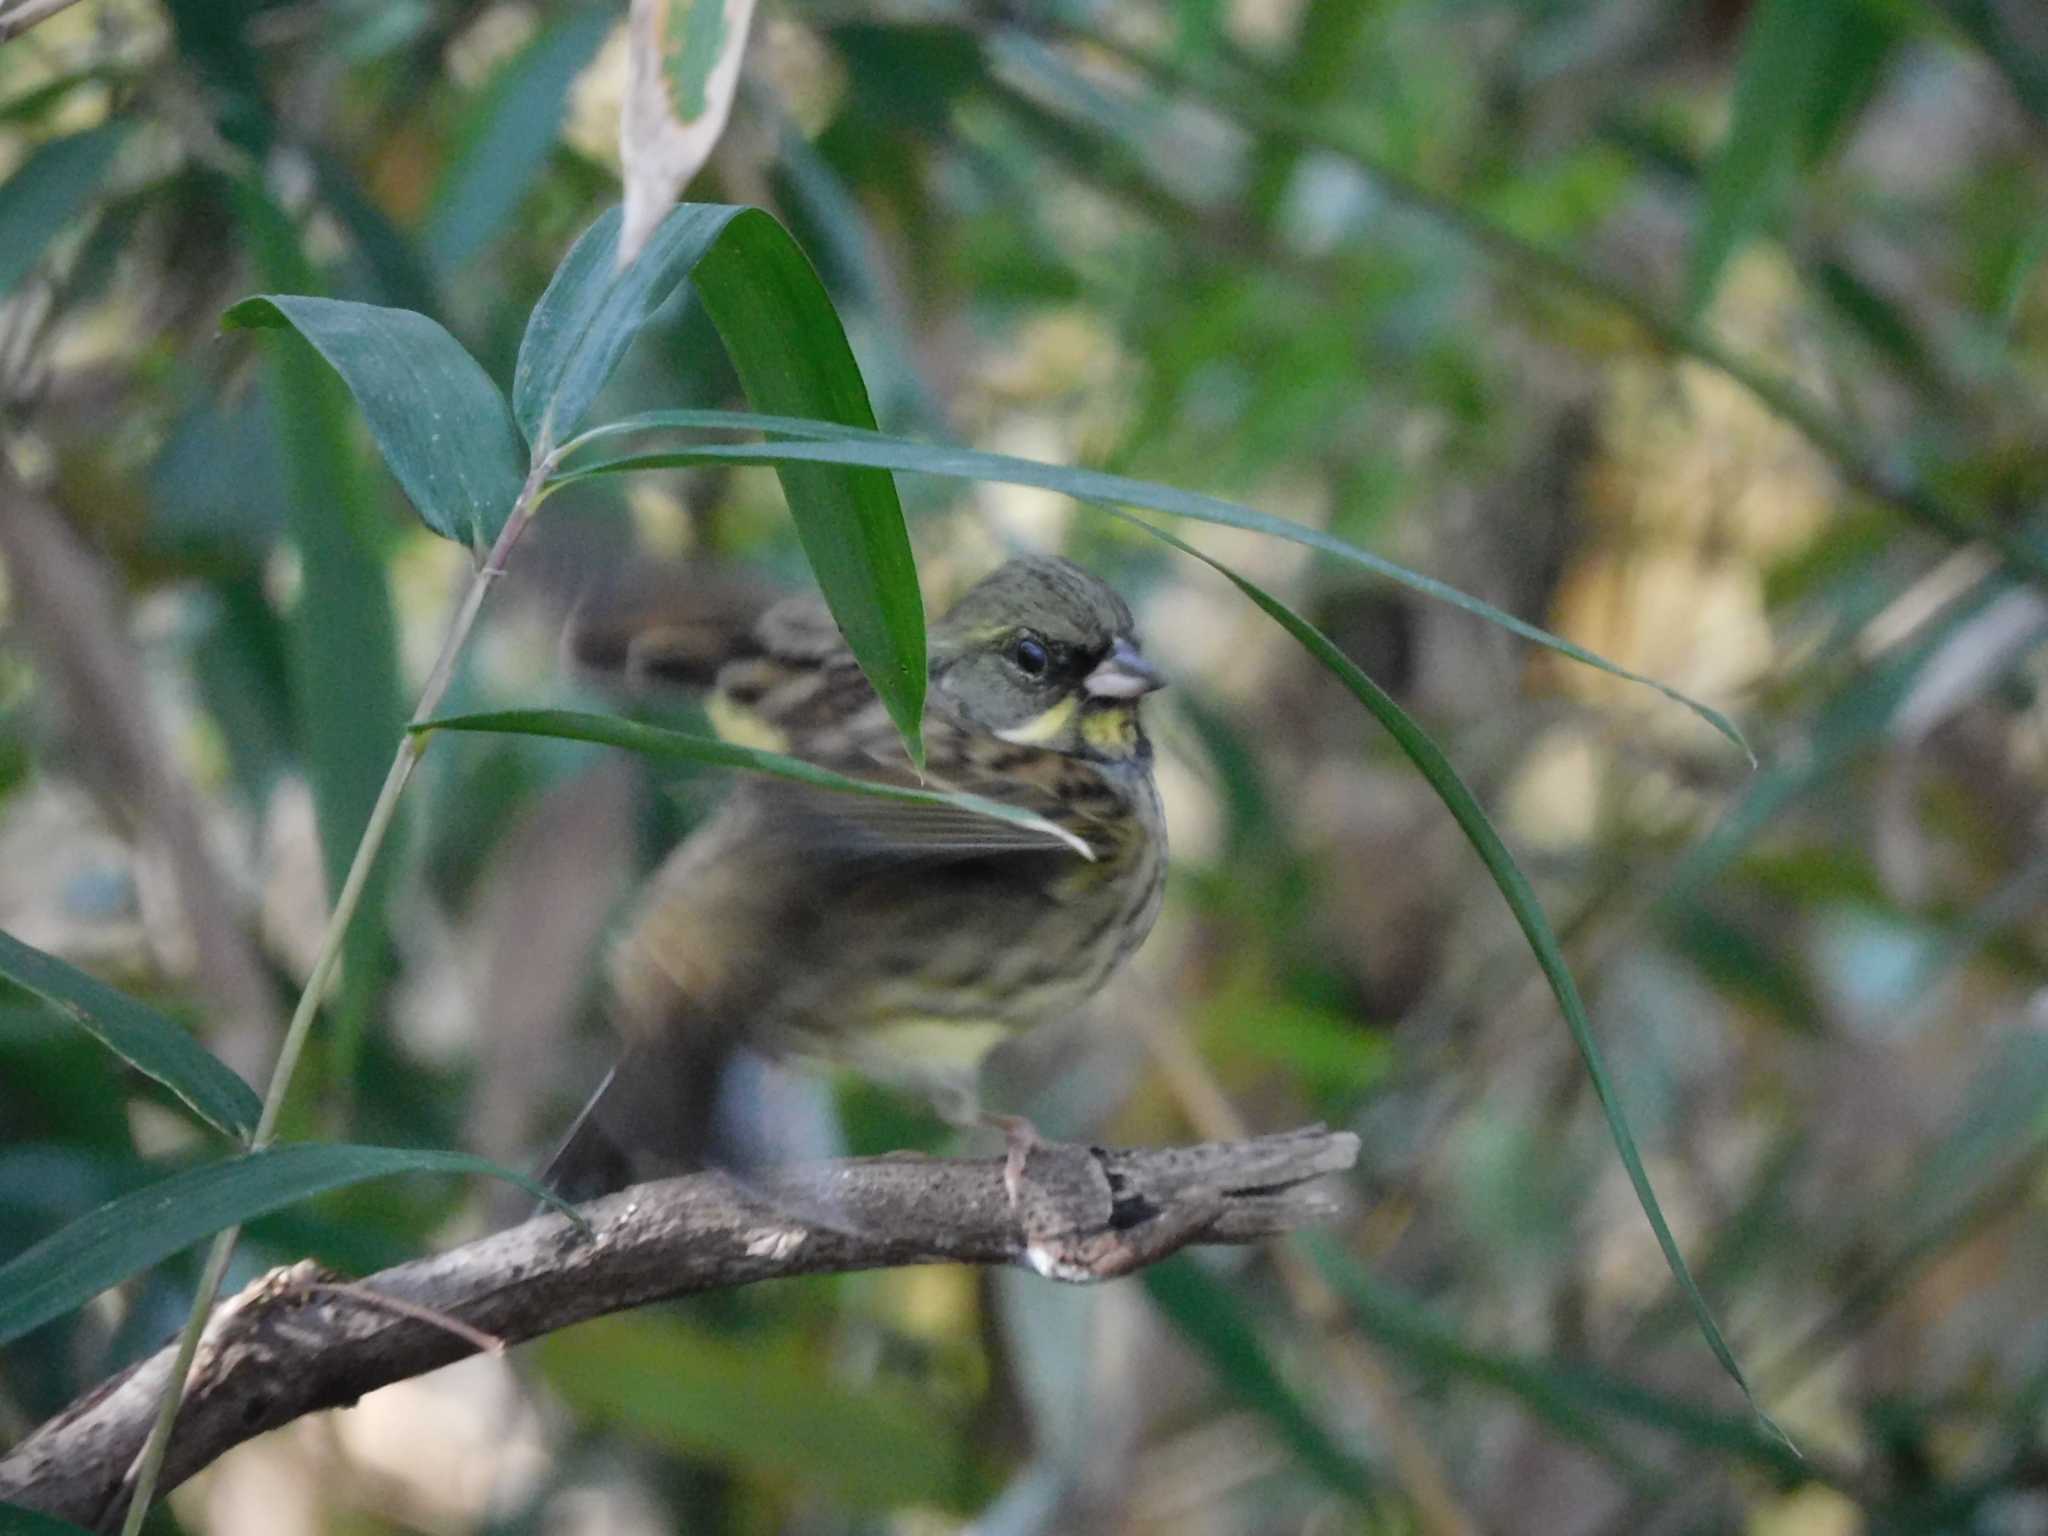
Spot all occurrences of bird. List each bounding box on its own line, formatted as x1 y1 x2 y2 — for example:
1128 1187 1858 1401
543 553 1168 1202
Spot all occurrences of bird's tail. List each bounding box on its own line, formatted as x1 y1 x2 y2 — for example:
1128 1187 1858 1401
541 1031 850 1220
539 1066 637 1204
539 1033 730 1203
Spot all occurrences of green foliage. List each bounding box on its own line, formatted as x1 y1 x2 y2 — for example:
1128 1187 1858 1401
0 123 128 299
531 1313 976 1510
0 930 260 1142
3 1 2047 1530
235 185 410 1082
518 205 929 761
1132 519 1768 1423
0 1504 97 1536
225 295 527 547
1686 0 1897 319
422 6 615 276
0 1145 579 1347
1143 1256 1378 1507
1303 1235 1806 1481
550 408 1751 754
419 708 1089 854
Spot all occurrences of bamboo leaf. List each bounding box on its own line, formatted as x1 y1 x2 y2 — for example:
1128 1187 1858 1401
224 294 526 548
0 122 128 299
0 929 260 1142
1130 521 1781 1439
1302 1234 1805 1479
423 5 615 274
415 709 1092 858
230 186 413 1075
0 1503 98 1535
1142 1257 1376 1506
0 1145 584 1347
517 205 925 762
532 1313 972 1510
1687 0 1869 319
550 409 1752 758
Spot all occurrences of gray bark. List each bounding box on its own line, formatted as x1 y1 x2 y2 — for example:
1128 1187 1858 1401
0 1127 1357 1531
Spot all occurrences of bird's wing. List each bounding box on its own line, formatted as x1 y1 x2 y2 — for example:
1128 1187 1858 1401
712 651 1082 865
671 593 1086 862
750 705 1088 861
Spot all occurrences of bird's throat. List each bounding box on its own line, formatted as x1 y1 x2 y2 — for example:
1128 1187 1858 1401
1080 702 1144 760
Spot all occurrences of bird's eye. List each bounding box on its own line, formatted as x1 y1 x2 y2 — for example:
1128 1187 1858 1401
1011 634 1050 677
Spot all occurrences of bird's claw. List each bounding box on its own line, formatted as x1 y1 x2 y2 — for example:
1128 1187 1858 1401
982 1112 1046 1211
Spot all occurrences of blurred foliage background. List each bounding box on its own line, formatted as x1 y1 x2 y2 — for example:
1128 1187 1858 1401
3 0 2048 1531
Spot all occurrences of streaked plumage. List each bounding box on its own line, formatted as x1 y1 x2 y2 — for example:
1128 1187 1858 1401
546 555 1167 1199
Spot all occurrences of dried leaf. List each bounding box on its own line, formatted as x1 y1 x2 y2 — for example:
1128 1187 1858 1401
619 0 759 268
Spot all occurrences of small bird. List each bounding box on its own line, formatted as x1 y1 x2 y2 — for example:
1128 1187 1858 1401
544 554 1168 1200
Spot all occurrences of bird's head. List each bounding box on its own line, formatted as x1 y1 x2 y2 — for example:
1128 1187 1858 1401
932 555 1163 764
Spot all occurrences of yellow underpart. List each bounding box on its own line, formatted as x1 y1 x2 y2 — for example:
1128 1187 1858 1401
995 694 1078 745
1081 704 1140 757
708 692 789 753
863 1017 1012 1076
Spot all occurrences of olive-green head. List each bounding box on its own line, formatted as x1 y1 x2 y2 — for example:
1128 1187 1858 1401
931 555 1163 763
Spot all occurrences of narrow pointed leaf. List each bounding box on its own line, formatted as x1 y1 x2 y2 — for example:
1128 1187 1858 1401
0 1504 97 1536
549 409 1751 757
0 929 260 1142
1302 1234 1805 1478
0 121 128 299
423 5 615 274
532 1312 969 1510
515 206 925 763
1686 0 1852 319
414 709 1090 858
0 1145 584 1346
1131 520 1780 1437
1142 1257 1376 1506
224 294 526 547
230 190 413 1068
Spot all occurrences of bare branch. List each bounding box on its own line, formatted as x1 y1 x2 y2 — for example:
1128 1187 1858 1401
0 1128 1358 1530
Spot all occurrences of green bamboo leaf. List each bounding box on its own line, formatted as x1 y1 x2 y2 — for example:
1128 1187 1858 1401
1794 2 1900 163
1686 0 1856 319
532 1313 973 1511
0 69 109 125
1301 1234 1806 1480
232 186 412 1077
0 929 260 1142
0 121 128 299
223 294 527 548
413 709 1091 858
1141 1256 1376 1506
515 205 925 764
1130 521 1780 1439
1815 258 1936 384
1655 575 2005 912
422 5 615 273
0 1145 585 1347
0 1503 97 1536
548 409 1751 758
310 148 439 315
1939 0 2048 138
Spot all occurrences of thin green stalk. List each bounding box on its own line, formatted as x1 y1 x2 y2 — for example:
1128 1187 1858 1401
116 460 551 1535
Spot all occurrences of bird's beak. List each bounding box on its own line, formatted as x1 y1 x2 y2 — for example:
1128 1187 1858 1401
1083 637 1165 699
